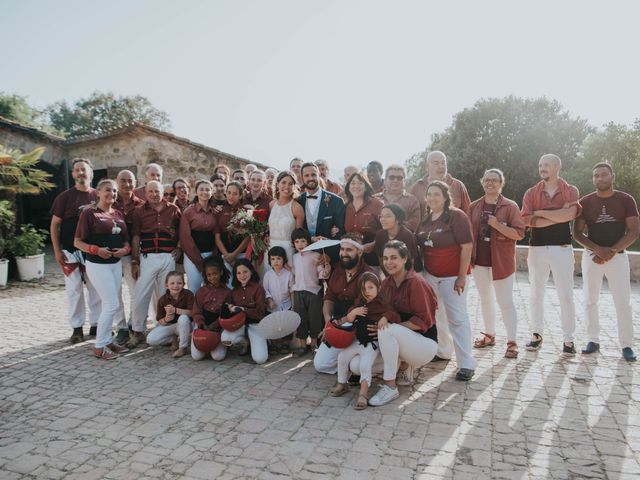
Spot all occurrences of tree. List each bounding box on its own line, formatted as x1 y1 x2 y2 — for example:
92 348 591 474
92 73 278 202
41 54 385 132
565 121 640 202
46 91 171 137
407 96 594 202
0 93 48 130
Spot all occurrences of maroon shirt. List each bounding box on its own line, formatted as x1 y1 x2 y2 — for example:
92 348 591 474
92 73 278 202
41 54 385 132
113 194 145 231
156 289 195 324
578 191 639 248
243 191 273 212
50 187 97 251
230 281 266 323
324 261 372 317
381 270 437 334
133 185 147 202
180 203 218 268
216 203 246 253
193 284 231 329
375 191 422 233
345 197 384 242
75 207 129 264
131 201 181 238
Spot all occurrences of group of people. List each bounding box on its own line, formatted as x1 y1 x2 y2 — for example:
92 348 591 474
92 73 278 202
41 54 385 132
49 150 639 408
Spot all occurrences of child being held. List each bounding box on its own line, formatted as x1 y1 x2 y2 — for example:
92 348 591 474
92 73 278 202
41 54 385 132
146 271 194 358
329 272 399 410
191 256 231 361
290 228 330 356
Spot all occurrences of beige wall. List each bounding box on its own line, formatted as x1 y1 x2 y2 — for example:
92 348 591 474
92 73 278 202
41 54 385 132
0 126 65 166
66 132 250 185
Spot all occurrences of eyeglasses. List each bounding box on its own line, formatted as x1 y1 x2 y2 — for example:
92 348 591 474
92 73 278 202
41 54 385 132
387 175 404 181
163 193 176 198
482 178 501 184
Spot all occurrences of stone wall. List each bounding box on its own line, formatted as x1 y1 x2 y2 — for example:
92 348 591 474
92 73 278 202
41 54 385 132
65 131 253 185
0 124 65 166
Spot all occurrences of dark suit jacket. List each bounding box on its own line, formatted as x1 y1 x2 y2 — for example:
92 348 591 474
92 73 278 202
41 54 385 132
297 189 345 259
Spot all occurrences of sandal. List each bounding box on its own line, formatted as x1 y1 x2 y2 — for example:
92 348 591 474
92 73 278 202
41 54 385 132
329 383 349 397
505 341 519 358
473 332 496 348
354 394 368 410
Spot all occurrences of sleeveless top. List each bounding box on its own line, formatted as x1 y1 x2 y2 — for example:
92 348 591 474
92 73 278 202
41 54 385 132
269 200 296 242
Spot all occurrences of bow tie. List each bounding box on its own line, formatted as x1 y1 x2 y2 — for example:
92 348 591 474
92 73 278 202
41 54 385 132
307 195 318 199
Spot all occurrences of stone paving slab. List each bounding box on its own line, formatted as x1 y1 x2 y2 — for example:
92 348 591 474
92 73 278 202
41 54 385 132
0 268 638 479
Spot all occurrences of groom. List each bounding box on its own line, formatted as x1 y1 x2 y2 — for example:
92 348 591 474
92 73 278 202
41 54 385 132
297 162 345 261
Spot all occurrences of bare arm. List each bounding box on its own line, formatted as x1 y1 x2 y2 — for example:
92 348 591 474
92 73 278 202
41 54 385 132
522 214 555 228
50 215 65 267
533 204 579 223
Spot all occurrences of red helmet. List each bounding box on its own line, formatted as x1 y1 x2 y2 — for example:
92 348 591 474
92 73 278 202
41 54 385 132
324 321 355 349
219 310 246 331
192 329 221 353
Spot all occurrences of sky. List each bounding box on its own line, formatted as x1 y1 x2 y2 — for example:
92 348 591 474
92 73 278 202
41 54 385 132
3 0 640 174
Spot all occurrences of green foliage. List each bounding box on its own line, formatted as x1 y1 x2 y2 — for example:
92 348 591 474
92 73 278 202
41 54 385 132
0 144 55 195
46 91 171 137
0 92 44 126
564 121 640 201
407 96 594 202
7 224 47 257
0 200 16 258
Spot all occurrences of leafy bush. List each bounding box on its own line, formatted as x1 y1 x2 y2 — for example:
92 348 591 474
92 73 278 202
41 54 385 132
8 224 48 257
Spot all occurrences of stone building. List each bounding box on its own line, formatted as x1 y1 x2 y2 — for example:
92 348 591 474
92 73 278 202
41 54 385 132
0 116 267 227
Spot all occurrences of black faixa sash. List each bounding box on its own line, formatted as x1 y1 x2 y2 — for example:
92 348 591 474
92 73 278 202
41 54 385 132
191 230 215 253
86 234 124 264
399 312 438 343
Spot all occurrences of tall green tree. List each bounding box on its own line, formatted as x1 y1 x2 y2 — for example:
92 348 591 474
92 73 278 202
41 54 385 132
407 96 594 202
46 91 171 137
0 93 49 131
565 121 640 201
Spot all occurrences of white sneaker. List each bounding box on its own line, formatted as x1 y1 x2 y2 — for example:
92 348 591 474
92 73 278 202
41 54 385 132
396 366 414 386
368 384 399 407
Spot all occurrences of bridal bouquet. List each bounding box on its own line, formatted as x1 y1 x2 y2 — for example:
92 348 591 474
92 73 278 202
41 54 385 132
228 208 269 261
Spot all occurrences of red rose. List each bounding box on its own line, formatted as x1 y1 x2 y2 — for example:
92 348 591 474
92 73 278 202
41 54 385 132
253 209 268 222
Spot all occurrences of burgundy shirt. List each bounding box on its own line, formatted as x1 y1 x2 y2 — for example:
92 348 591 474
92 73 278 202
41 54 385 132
173 198 191 213
113 194 145 231
50 187 97 251
131 200 181 238
324 261 372 317
381 271 437 334
156 289 195 324
345 197 384 242
375 191 422 233
410 173 471 216
133 185 147 202
179 202 218 267
243 191 273 212
75 207 129 264
230 281 266 323
216 203 246 252
192 284 231 329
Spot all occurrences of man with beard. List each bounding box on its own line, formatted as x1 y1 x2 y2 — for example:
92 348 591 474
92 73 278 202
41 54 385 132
366 161 385 194
314 233 373 374
297 162 345 261
128 181 182 347
410 151 470 215
574 163 639 361
133 163 163 202
112 170 144 345
521 154 581 355
50 158 100 343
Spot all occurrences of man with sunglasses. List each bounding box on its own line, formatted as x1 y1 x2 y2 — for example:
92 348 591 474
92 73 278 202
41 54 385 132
375 165 421 232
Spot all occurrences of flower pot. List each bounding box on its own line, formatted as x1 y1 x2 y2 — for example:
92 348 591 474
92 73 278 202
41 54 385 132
0 258 8 288
16 253 45 281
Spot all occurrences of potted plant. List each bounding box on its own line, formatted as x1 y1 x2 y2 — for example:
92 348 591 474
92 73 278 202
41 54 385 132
8 224 48 281
0 200 15 287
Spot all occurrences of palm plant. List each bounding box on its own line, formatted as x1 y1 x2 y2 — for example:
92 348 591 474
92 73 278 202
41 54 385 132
0 144 55 195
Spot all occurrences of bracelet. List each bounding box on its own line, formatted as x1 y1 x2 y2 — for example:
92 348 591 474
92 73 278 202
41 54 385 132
88 245 99 255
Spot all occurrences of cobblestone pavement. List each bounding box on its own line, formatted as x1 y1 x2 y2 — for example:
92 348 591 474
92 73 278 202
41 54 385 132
0 262 639 479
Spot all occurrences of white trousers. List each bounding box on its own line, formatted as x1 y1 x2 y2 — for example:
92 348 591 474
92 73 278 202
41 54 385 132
422 272 477 370
85 261 123 349
348 352 384 379
221 328 246 346
184 251 213 295
582 252 634 349
472 268 518 341
314 342 341 374
191 336 227 361
116 255 136 331
378 324 438 381
338 342 379 386
146 314 192 349
527 245 576 342
132 253 175 332
62 250 100 329
246 314 300 364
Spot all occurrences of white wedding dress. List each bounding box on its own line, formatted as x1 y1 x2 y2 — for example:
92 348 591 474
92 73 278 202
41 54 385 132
268 200 297 264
